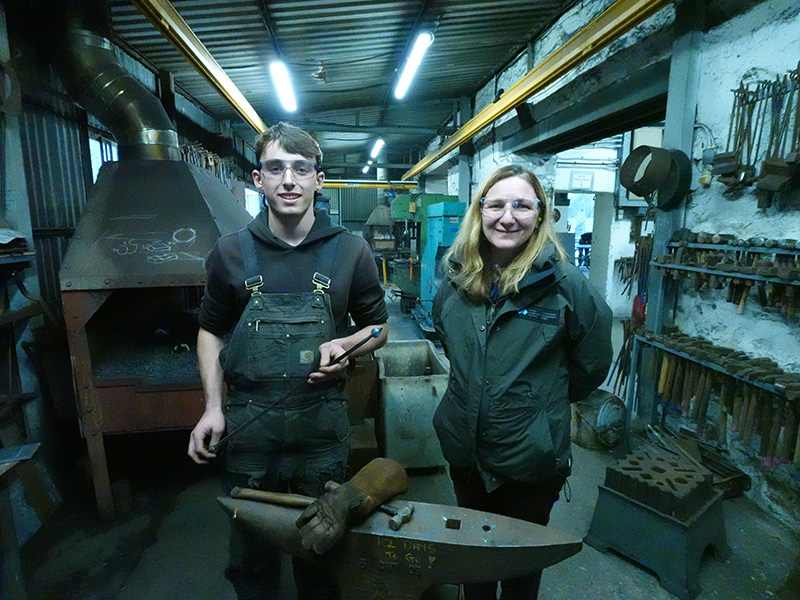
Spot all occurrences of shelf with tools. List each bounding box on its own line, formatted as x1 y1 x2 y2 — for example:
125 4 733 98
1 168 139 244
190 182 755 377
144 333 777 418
634 329 800 467
636 334 794 399
650 234 800 316
650 262 800 286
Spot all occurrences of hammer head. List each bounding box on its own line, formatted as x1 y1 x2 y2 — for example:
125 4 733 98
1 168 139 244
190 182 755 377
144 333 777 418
388 504 414 530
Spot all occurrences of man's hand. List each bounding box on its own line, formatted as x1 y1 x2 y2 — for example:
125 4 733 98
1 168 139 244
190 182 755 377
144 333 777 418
295 481 366 554
307 341 349 384
188 407 225 464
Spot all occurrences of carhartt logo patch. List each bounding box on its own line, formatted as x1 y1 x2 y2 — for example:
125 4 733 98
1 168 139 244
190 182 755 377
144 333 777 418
299 350 315 364
517 307 559 325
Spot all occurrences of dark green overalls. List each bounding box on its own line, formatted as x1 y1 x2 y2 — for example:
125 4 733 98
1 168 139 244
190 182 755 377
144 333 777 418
220 230 348 600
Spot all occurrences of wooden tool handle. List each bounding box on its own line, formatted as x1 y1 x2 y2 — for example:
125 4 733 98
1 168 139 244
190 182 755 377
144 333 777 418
764 398 785 467
230 487 315 508
670 359 686 407
731 382 743 432
742 387 758 445
691 369 709 421
737 284 750 314
681 364 697 416
778 404 797 463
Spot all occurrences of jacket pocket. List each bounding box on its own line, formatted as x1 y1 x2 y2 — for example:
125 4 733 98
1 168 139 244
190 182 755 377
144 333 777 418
433 387 472 467
481 404 560 484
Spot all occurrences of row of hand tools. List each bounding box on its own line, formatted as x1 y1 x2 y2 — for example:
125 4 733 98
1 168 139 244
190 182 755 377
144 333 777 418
640 327 800 467
711 63 800 202
653 229 800 315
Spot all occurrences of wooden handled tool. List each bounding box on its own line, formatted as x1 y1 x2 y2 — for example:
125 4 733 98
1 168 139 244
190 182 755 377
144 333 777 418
731 379 744 432
777 402 797 463
697 372 715 433
737 280 752 314
759 390 773 456
742 385 758 445
691 368 709 421
670 358 686 410
764 397 785 467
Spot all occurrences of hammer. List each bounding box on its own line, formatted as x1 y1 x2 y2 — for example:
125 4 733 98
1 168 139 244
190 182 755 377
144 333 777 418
377 501 415 531
231 486 414 530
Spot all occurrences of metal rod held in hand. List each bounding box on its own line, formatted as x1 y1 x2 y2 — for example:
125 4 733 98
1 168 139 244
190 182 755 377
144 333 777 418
328 327 383 366
208 327 383 454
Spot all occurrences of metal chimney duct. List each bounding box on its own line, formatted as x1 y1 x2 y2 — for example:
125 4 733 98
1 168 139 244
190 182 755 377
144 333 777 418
45 0 180 161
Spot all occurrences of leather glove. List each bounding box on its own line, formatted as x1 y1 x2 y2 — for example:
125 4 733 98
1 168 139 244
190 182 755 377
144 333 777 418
295 480 367 555
295 458 408 555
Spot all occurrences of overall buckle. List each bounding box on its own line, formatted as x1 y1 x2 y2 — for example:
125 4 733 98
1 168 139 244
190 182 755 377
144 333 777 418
244 275 263 295
312 272 331 294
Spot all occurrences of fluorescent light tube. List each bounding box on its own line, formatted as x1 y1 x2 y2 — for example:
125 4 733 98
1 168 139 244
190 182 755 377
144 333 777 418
362 165 370 173
394 31 434 100
270 61 297 112
370 139 385 159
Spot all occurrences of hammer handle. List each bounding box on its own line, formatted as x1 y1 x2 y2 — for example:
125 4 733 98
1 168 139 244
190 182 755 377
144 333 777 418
230 487 314 508
778 403 797 462
742 386 759 445
680 364 697 416
731 380 743 432
691 369 708 421
657 353 670 397
671 359 686 409
764 398 785 466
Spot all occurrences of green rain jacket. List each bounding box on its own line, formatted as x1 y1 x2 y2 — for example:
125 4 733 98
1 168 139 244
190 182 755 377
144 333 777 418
431 243 613 492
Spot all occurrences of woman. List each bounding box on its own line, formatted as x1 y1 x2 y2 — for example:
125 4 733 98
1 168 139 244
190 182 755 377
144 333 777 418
432 165 613 599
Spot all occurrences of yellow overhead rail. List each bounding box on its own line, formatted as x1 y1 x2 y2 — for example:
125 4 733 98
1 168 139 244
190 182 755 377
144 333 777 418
402 0 672 180
130 0 268 133
323 180 418 190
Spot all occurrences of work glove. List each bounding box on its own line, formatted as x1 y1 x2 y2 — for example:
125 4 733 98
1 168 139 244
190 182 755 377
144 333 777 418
295 480 367 555
295 457 408 555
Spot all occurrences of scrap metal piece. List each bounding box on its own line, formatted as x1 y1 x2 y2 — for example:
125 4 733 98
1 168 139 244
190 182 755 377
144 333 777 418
218 497 582 600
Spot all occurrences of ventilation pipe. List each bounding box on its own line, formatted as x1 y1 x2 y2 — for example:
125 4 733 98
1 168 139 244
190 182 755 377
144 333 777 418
43 0 180 161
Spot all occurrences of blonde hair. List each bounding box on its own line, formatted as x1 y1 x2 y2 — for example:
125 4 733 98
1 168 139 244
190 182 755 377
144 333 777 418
442 165 567 303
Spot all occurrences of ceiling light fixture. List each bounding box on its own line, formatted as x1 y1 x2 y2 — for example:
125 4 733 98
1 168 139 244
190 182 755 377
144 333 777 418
362 165 370 174
394 31 434 100
368 160 374 165
370 139 385 159
270 61 297 112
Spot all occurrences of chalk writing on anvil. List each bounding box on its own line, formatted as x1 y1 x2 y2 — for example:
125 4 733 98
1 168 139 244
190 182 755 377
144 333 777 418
356 537 438 576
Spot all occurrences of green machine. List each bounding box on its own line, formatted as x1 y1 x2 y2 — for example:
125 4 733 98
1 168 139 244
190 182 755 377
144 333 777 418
388 193 459 310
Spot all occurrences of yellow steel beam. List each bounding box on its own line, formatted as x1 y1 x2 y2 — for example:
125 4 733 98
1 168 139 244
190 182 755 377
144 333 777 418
323 180 418 190
402 0 672 180
130 0 267 133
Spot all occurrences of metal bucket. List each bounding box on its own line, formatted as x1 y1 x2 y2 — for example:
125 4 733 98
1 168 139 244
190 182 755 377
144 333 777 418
570 390 626 449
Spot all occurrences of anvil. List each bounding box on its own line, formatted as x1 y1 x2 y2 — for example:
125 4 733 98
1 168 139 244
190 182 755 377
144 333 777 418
218 496 582 600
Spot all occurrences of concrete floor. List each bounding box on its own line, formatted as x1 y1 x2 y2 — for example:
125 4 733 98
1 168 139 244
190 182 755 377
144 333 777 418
22 288 800 599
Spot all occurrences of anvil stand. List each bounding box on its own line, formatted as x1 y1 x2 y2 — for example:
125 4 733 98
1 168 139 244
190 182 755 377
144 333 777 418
584 450 730 599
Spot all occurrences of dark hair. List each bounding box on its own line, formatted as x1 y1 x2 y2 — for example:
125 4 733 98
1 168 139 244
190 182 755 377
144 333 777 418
254 122 323 164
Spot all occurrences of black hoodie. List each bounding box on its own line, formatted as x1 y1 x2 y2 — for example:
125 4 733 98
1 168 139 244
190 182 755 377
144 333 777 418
199 209 388 337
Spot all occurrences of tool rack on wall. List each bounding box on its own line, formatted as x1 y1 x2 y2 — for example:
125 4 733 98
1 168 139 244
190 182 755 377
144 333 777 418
626 234 800 468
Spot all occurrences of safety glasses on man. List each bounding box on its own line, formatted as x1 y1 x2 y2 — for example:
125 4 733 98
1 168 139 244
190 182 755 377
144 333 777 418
259 159 319 180
479 197 537 217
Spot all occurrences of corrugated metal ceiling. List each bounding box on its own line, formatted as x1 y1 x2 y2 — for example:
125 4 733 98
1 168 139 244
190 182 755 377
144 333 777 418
108 0 577 177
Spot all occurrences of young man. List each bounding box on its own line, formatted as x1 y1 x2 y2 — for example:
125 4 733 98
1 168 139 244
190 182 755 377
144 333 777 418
188 123 389 600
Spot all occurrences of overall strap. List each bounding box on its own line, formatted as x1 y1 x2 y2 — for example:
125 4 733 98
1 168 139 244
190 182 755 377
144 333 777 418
238 229 262 293
312 234 340 293
317 234 340 277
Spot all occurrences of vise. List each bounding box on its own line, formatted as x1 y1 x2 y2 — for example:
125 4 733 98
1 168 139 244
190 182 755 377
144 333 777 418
218 495 582 600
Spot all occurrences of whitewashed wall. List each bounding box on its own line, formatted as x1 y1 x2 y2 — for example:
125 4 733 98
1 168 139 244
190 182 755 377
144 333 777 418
676 0 800 373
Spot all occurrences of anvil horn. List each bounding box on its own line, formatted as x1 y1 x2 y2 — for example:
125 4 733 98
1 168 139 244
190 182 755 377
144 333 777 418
218 497 582 600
